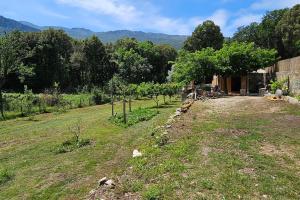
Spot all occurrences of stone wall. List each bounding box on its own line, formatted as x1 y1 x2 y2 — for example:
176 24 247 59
266 56 300 95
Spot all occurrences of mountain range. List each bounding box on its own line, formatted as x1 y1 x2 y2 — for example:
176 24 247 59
0 16 187 49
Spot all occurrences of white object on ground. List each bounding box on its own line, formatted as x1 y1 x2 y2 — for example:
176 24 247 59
132 149 142 157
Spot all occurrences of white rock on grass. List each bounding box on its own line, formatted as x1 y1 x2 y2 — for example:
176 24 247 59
175 111 181 116
132 149 142 158
105 179 115 188
98 177 108 186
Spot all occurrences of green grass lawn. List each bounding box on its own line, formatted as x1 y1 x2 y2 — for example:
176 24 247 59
1 96 300 200
0 97 181 199
115 97 300 200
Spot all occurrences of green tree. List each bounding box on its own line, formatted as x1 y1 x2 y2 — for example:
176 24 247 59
261 9 288 58
0 32 33 119
232 23 264 46
215 42 277 76
83 35 114 87
26 29 72 90
114 48 153 84
184 20 224 52
172 48 217 84
276 4 300 58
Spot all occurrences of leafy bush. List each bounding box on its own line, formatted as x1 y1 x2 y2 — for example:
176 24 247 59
269 78 288 94
0 169 13 185
110 107 158 127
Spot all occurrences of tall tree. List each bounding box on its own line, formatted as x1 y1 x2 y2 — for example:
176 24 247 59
184 20 224 52
114 48 153 84
69 40 85 87
232 23 264 46
172 48 216 84
27 29 73 90
0 31 33 118
83 35 115 87
261 9 288 57
276 4 300 58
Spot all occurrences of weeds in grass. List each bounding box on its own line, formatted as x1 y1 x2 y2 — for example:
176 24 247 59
0 169 13 185
143 185 161 200
55 119 91 154
155 132 169 147
110 107 158 127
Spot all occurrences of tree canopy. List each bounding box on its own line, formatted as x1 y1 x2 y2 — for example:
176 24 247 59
276 4 300 57
232 4 300 58
172 42 277 84
183 20 224 52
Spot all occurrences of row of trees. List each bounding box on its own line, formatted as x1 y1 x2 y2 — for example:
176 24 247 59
182 4 300 59
172 42 277 84
232 4 300 58
109 79 181 123
0 30 177 93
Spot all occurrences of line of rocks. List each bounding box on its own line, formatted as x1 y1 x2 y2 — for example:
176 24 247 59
88 99 195 199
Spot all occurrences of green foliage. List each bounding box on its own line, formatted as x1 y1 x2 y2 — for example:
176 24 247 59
276 4 300 57
155 132 169 147
269 78 289 94
215 42 277 75
55 119 90 154
232 5 300 59
142 185 161 200
22 85 35 117
173 42 276 83
110 107 158 127
114 48 153 84
55 137 91 154
0 169 13 185
184 20 224 52
91 87 110 105
172 48 216 84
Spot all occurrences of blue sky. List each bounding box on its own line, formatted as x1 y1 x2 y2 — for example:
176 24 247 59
0 0 299 36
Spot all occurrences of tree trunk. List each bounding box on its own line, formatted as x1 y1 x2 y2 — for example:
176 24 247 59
111 94 114 116
0 88 5 119
163 95 166 104
123 96 126 124
129 95 132 112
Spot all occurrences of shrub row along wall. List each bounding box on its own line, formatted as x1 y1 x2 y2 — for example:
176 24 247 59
266 56 300 95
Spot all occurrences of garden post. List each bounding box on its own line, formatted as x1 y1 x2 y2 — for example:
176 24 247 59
123 96 127 124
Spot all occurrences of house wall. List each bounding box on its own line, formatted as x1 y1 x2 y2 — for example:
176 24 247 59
266 56 300 95
241 76 247 90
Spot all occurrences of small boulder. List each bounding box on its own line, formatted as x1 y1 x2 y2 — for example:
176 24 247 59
275 89 283 98
132 149 142 158
98 177 108 186
105 179 115 188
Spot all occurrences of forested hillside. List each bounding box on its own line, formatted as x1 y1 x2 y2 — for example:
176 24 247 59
0 15 187 49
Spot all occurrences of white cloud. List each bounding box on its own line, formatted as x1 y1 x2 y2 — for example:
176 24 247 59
55 0 295 36
208 9 230 28
56 0 141 22
251 0 300 10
